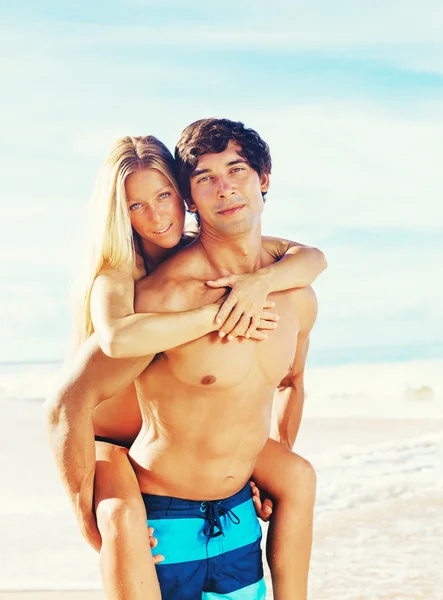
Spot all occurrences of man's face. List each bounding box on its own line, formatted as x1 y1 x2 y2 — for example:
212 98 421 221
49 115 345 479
189 140 269 238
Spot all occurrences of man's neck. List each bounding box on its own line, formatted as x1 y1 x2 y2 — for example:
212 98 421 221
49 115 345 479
197 226 263 276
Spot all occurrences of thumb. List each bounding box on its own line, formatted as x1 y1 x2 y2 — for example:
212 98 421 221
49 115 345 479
206 276 237 288
262 498 273 515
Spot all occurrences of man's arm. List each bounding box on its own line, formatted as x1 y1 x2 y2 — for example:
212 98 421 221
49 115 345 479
270 286 318 450
45 335 152 550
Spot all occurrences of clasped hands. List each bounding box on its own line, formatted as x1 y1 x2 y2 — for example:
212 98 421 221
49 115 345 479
207 272 279 341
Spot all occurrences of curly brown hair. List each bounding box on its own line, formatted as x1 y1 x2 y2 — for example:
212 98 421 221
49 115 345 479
174 118 272 204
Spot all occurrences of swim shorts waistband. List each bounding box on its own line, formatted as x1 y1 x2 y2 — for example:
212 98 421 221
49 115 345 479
141 480 251 517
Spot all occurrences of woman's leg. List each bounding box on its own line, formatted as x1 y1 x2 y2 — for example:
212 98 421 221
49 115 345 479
94 441 162 600
252 438 317 600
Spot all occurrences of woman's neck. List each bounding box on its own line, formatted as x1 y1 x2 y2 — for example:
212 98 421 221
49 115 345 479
139 237 182 273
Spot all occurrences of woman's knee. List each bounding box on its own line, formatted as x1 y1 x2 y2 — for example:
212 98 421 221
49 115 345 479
278 454 317 505
96 495 146 541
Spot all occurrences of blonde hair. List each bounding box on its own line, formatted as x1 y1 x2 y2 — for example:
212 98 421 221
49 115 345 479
71 135 181 351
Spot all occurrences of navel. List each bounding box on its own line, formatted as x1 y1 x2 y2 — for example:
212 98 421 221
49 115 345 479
201 375 217 385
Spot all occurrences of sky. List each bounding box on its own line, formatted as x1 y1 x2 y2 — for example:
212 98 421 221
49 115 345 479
1 0 442 364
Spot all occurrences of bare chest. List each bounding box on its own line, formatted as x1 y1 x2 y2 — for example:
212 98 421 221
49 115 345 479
141 291 299 393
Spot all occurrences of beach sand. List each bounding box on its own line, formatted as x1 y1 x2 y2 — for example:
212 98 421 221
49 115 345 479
2 395 442 599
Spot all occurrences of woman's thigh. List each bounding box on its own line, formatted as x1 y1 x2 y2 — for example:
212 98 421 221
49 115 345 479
94 441 146 522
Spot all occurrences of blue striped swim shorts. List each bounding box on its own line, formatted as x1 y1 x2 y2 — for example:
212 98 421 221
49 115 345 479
142 482 266 599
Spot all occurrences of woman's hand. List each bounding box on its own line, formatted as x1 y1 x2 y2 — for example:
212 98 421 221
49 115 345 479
206 272 279 340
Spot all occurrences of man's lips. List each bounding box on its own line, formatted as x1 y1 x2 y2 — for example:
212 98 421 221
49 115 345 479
153 223 173 235
218 205 245 216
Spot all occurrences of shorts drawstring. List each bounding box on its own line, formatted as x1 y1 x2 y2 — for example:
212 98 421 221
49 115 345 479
200 500 241 538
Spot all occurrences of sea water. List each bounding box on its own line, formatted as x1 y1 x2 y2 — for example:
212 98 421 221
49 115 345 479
0 359 442 598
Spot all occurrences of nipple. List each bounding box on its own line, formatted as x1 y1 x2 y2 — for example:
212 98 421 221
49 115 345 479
201 375 217 385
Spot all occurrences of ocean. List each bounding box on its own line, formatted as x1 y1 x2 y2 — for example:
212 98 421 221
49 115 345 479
1 356 442 598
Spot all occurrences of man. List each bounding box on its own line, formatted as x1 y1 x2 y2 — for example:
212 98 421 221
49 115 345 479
47 118 317 599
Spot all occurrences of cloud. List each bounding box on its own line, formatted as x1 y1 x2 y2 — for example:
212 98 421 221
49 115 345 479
3 1 443 76
1 1 441 361
258 103 443 228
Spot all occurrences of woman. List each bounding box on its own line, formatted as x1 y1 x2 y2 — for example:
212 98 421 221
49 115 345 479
72 135 325 599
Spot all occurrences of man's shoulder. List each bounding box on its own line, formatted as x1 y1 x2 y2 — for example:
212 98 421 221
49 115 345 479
284 286 318 331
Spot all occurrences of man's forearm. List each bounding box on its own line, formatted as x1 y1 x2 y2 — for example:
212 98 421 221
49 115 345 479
45 392 100 550
270 380 305 450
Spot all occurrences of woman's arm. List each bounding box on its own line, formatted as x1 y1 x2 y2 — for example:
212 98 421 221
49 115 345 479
259 236 327 291
91 264 276 358
207 237 327 337
90 265 221 358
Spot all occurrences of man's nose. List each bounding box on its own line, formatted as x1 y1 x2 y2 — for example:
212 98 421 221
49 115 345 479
217 175 235 199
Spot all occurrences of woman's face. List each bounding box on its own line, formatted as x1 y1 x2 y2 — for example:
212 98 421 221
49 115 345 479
125 168 185 249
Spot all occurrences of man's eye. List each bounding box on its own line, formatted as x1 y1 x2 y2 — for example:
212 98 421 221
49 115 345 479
232 167 245 173
197 176 210 183
130 203 142 211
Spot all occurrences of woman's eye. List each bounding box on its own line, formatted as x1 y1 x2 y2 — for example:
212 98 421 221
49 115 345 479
129 203 142 211
159 192 171 200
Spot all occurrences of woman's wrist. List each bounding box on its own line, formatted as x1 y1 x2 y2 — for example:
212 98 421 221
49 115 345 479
252 267 274 296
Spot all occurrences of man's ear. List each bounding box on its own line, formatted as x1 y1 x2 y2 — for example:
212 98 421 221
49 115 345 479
260 173 270 193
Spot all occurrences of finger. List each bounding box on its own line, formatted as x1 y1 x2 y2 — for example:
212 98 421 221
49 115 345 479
206 277 234 289
227 315 251 340
263 300 276 309
152 554 165 565
262 498 274 516
148 526 154 537
220 305 244 336
257 318 278 331
216 297 238 328
261 311 279 322
150 536 158 549
250 483 260 497
248 330 267 341
245 315 260 338
257 508 271 521
252 499 271 521
252 494 263 512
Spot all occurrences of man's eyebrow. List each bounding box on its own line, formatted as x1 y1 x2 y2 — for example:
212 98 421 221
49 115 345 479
191 158 248 178
191 167 210 179
226 159 248 167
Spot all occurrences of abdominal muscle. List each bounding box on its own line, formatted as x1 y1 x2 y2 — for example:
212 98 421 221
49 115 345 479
91 382 272 500
128 379 274 501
